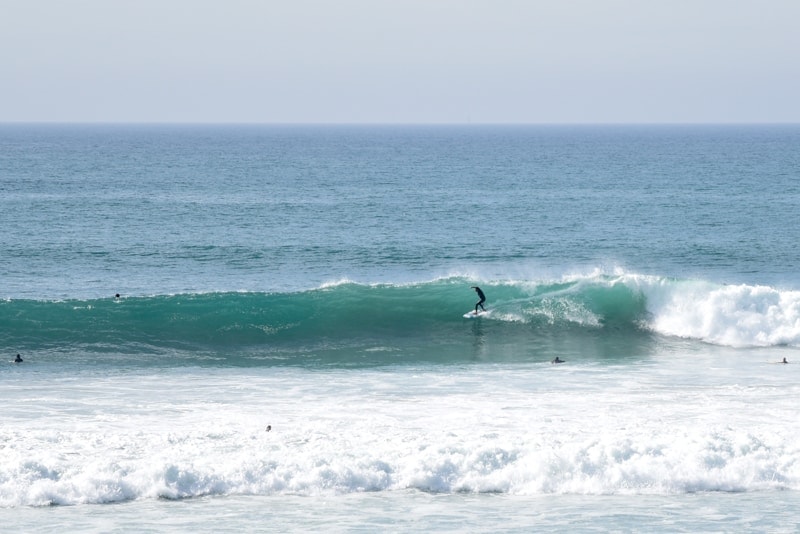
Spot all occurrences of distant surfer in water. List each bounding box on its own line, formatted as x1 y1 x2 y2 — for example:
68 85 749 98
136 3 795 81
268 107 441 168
781 357 788 364
551 357 564 364
471 286 486 314
14 354 23 363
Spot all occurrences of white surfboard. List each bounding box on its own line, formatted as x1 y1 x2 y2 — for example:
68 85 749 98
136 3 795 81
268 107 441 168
463 310 491 319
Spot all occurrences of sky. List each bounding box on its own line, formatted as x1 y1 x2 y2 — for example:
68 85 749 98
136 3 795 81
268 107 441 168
1 0 798 124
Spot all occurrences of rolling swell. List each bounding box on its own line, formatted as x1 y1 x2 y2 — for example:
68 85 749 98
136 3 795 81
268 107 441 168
4 274 798 365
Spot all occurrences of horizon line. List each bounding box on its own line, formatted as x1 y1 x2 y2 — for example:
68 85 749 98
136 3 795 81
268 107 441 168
2 121 799 127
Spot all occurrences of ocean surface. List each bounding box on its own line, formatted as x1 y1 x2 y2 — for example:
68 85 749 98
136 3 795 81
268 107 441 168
2 124 799 532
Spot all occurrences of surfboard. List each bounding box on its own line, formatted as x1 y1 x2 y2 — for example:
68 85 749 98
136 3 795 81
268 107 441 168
463 310 491 318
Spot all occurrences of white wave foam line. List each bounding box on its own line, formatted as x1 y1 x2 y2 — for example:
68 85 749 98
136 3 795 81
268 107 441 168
318 278 355 289
643 281 800 347
2 426 798 506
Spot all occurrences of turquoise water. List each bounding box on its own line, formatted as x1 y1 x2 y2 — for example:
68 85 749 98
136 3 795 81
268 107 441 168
2 125 799 531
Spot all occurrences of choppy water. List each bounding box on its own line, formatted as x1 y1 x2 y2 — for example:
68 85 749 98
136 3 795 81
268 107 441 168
2 124 799 531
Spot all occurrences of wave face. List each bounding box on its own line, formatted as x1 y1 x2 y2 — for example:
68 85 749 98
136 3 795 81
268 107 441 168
5 273 800 366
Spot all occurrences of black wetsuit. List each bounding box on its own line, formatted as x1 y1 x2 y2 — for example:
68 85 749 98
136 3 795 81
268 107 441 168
472 286 486 313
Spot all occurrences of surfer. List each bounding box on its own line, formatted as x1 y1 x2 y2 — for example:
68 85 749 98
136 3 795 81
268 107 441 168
14 354 23 363
551 357 564 364
471 286 486 315
782 357 788 364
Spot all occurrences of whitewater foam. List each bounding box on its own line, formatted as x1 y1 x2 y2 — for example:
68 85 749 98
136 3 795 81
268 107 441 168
641 280 800 347
3 362 799 507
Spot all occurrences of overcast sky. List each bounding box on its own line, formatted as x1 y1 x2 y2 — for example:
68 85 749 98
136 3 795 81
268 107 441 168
2 0 798 123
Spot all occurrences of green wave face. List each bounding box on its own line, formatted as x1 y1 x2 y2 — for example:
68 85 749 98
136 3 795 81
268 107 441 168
1 275 659 368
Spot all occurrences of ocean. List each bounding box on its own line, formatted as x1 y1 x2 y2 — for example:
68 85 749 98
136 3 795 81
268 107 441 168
1 124 799 532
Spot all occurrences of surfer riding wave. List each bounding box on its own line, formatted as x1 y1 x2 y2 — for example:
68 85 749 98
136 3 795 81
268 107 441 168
471 286 486 314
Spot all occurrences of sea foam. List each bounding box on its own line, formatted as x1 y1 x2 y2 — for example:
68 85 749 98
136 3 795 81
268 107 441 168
3 364 799 507
3 417 797 507
641 279 800 347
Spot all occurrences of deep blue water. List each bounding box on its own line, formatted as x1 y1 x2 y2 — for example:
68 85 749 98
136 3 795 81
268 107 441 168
3 124 799 303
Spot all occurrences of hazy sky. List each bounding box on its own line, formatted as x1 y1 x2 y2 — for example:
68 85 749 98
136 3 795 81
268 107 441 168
2 0 798 123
